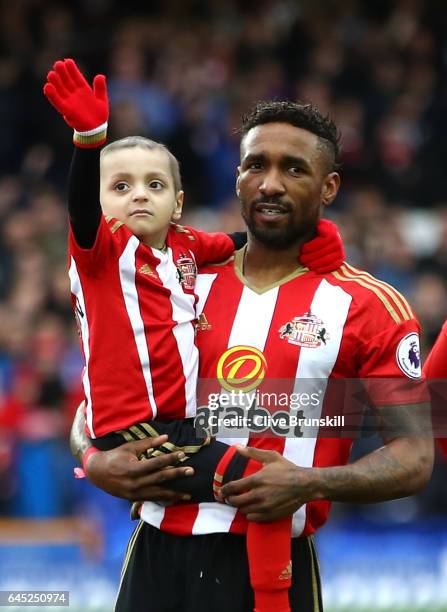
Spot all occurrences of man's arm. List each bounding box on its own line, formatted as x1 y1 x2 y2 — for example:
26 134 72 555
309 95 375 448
220 402 434 521
70 404 194 502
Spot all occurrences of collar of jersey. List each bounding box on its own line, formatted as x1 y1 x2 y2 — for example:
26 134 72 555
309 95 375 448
233 245 308 295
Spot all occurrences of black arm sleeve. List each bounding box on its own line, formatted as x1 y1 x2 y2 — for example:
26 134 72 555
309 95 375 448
165 440 249 502
68 147 103 249
229 231 247 251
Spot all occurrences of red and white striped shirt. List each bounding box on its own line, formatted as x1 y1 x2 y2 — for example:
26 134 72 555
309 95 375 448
140 250 425 537
68 215 234 438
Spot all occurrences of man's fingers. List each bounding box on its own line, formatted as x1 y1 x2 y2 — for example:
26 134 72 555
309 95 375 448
125 467 193 500
120 449 193 479
136 465 194 489
246 501 300 522
131 454 194 479
122 435 169 457
235 445 277 464
221 473 258 497
224 490 260 509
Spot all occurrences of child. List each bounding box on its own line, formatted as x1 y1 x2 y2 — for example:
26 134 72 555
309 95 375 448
44 59 344 612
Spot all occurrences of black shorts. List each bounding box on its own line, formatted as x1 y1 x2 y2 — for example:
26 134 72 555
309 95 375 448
115 521 323 612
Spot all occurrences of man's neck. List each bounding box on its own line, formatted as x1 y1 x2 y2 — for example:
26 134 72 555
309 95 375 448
242 234 310 290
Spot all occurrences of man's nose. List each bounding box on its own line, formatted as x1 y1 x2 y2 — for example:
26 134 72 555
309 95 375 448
259 170 286 196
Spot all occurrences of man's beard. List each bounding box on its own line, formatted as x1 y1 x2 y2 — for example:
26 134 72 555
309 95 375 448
241 199 317 250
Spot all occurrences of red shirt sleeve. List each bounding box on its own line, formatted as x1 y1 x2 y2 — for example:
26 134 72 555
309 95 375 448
68 215 128 274
356 318 428 406
177 225 234 267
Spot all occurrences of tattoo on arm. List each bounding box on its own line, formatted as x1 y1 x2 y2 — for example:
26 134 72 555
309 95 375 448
315 403 433 503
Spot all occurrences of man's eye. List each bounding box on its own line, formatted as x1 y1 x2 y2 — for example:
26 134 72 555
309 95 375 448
290 167 303 175
149 180 164 189
248 162 262 171
114 182 129 192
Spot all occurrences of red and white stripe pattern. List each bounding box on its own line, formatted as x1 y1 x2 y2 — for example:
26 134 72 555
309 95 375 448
69 218 233 437
141 254 422 537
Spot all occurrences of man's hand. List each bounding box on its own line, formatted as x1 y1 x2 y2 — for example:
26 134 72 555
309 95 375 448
43 58 108 147
86 435 194 503
220 446 320 522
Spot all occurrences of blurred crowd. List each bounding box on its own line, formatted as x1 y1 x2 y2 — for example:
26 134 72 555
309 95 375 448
0 0 447 520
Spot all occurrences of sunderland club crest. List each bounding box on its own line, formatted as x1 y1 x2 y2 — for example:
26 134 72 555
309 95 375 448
176 252 197 290
279 311 329 348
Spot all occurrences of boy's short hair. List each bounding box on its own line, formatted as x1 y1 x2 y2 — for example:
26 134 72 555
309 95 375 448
101 136 182 192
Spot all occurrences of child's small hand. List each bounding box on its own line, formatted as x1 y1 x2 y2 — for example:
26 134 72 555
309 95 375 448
43 58 108 147
299 219 345 273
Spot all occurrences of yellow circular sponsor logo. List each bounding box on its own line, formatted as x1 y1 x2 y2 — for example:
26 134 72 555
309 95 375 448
217 345 267 392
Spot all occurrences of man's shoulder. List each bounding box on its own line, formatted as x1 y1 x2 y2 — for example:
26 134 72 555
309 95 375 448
328 262 415 326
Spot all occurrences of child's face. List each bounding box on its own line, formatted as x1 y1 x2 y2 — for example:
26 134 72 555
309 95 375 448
100 146 183 248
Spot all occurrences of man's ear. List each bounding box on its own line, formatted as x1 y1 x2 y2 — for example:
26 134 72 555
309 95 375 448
172 190 184 221
236 166 241 198
321 172 340 208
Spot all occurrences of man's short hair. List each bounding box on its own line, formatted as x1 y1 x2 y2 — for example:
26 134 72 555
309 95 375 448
240 101 341 172
101 136 182 192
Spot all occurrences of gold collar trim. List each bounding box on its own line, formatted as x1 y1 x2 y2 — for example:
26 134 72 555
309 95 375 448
233 245 308 295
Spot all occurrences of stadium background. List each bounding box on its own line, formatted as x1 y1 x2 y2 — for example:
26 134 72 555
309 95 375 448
0 0 447 609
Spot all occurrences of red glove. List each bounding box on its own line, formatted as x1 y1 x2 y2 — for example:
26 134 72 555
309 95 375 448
43 58 108 148
299 219 345 273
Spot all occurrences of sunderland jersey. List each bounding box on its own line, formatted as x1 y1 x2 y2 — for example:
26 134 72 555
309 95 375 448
69 215 234 438
140 248 425 537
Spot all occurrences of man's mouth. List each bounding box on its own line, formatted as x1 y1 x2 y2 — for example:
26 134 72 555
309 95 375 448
253 203 289 219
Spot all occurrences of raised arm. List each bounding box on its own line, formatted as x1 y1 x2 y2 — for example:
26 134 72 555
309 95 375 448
43 58 109 248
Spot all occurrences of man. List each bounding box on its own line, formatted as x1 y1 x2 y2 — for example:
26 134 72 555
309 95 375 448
73 101 433 612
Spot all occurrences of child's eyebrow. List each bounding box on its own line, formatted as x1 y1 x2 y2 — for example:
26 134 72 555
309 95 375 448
109 170 170 180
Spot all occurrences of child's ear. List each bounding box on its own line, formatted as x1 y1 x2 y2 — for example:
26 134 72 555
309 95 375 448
172 190 184 221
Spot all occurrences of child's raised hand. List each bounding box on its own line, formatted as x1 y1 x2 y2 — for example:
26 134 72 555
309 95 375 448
43 58 108 148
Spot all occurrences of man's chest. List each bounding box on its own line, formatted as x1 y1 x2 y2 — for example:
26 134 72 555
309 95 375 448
195 270 356 384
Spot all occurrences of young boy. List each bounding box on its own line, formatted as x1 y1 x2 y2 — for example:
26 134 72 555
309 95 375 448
44 59 344 612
